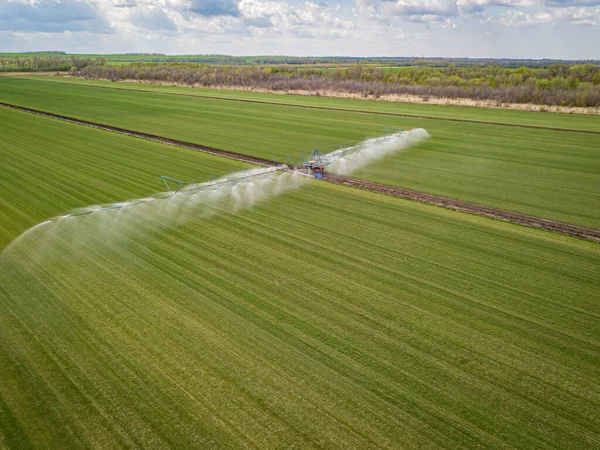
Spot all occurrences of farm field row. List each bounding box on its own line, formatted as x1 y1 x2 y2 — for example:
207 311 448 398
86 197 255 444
1 106 599 447
0 107 247 248
20 75 600 131
1 77 599 228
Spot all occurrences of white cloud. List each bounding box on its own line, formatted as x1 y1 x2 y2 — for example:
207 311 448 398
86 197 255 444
386 0 459 17
461 0 538 7
545 0 600 6
355 0 539 22
549 4 599 24
130 6 178 30
0 0 598 58
238 0 355 33
499 9 553 25
0 0 112 33
355 0 600 30
187 0 241 17
354 0 460 27
496 2 600 25
242 15 273 27
110 0 138 8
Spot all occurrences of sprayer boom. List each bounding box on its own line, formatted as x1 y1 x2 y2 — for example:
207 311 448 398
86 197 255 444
47 129 419 222
299 130 407 178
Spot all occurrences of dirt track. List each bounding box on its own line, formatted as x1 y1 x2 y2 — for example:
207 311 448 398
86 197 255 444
0 101 269 166
323 174 600 242
2 101 599 243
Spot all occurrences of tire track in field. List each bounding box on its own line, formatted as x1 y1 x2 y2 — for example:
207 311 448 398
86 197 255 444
322 174 600 243
0 101 268 167
15 77 600 135
2 101 599 242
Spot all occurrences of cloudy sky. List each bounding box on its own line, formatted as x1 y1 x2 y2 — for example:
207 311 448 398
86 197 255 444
0 0 598 58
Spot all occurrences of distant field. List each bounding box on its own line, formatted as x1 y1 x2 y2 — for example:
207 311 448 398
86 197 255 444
21 75 600 131
1 77 599 228
0 52 248 61
2 103 599 447
0 107 246 247
0 53 419 66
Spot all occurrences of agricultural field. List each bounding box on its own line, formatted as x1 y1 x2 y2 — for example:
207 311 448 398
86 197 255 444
0 107 246 248
1 103 600 448
1 76 599 228
18 75 600 130
0 53 442 66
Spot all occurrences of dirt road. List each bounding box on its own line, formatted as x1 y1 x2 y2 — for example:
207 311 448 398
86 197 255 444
323 174 600 242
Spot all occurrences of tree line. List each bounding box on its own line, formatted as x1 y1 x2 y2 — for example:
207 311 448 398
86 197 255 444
78 63 600 107
0 56 105 72
21 51 67 55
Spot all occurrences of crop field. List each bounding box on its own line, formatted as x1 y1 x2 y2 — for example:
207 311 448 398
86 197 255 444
17 75 600 131
0 53 255 63
1 76 599 228
2 101 600 447
0 107 247 247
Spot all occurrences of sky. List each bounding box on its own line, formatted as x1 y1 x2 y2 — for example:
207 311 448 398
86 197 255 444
0 0 598 58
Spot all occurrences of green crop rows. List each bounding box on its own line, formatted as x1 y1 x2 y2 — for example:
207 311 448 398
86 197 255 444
0 107 246 248
1 86 599 448
23 75 600 131
1 76 599 228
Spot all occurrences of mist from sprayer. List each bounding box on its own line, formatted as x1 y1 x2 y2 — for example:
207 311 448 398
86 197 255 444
1 129 429 260
0 168 307 260
327 128 430 176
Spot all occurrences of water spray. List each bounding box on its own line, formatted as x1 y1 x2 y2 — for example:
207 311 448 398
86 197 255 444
2 128 429 255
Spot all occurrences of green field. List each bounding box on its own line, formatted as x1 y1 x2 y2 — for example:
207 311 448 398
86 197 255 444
1 77 599 228
0 52 254 62
0 53 442 66
104 61 133 66
19 75 600 131
1 106 599 448
0 107 246 248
